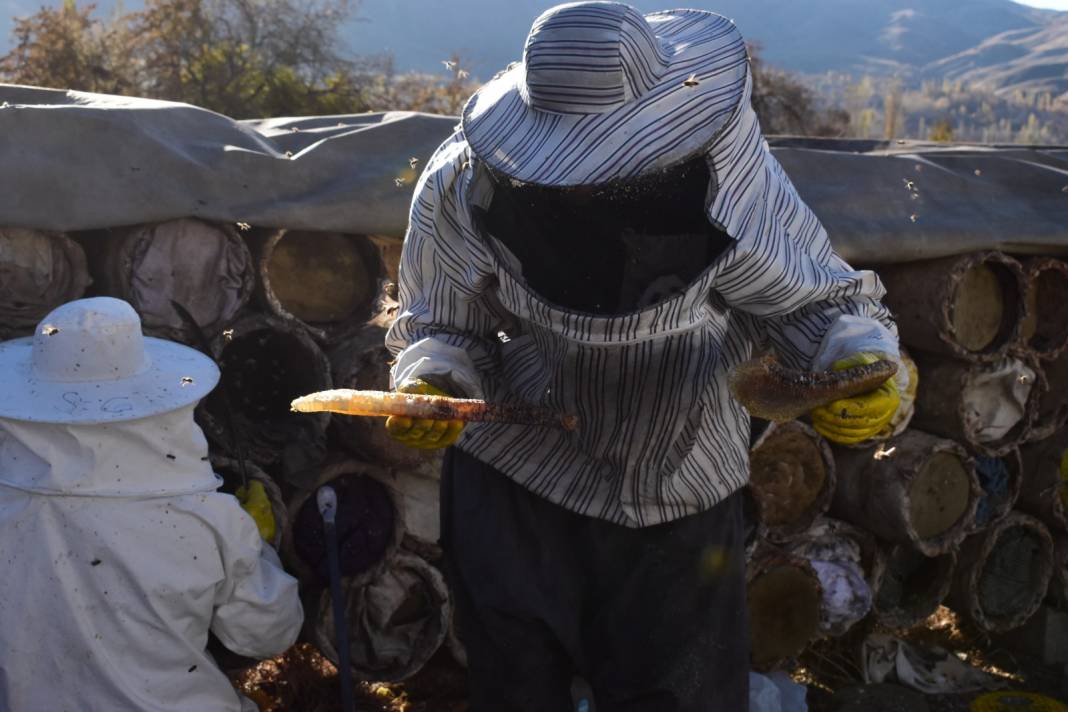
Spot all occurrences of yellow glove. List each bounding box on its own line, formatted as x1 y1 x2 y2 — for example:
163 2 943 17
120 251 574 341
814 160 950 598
385 379 465 450
236 480 276 543
810 352 901 445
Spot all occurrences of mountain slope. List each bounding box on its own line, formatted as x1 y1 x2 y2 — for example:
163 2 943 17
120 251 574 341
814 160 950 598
927 14 1068 98
342 0 1061 82
0 0 1063 100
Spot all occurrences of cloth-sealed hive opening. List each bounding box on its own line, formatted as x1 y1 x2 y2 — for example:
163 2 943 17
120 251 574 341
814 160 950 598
907 451 972 541
949 260 1019 355
977 525 1047 623
123 219 253 334
266 231 378 325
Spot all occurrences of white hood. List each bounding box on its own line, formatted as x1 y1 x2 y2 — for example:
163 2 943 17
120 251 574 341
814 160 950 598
0 403 302 712
0 404 221 497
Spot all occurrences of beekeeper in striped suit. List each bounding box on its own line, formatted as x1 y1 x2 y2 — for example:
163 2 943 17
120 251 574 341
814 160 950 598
385 2 906 709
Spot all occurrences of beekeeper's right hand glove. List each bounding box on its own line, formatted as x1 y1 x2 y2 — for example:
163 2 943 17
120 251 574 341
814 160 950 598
810 352 901 445
385 379 465 450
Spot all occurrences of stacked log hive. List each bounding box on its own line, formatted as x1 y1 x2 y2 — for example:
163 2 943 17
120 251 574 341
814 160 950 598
284 459 405 588
0 227 90 339
746 543 823 670
867 251 1062 639
198 311 333 480
249 229 386 344
749 421 836 542
85 219 255 344
746 249 1067 667
949 511 1054 633
0 220 446 680
4 213 1066 679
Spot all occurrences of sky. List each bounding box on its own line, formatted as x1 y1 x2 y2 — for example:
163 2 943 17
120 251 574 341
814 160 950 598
1013 0 1068 8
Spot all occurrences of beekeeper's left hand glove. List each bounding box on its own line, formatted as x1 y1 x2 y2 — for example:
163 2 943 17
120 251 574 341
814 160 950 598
810 352 900 445
237 480 276 544
385 379 465 450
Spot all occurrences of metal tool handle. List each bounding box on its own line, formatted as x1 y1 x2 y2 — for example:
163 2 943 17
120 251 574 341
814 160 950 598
319 486 355 711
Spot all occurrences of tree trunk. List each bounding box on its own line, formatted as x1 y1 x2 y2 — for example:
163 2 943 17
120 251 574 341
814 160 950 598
89 219 254 343
249 228 385 343
0 227 90 338
314 552 450 682
871 543 957 629
1018 430 1068 532
750 421 836 542
284 458 404 591
784 518 884 637
1019 257 1068 361
1050 533 1068 607
949 511 1054 633
1029 354 1068 443
878 251 1025 362
911 352 1040 456
368 234 403 284
832 430 980 556
747 543 823 670
197 313 331 479
968 447 1022 534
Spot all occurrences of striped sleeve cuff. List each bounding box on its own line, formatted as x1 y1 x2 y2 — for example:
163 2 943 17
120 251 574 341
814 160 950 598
390 337 486 399
810 314 908 393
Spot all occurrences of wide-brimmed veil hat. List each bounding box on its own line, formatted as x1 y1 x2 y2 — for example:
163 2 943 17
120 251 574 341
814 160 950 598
461 1 749 187
0 297 219 424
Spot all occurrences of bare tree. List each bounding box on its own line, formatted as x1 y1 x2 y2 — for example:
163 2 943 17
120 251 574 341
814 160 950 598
749 43 850 137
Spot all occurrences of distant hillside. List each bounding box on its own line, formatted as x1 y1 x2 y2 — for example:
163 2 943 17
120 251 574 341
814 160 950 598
0 0 1064 141
2 0 1064 100
341 0 1063 90
927 14 1068 98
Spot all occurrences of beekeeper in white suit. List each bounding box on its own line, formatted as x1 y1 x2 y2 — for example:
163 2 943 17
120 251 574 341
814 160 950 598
0 297 302 711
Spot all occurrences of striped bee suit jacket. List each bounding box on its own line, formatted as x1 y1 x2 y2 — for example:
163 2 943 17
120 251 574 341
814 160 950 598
386 72 901 529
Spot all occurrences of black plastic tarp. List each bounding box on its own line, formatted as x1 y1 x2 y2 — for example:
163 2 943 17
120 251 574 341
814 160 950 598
0 83 1064 263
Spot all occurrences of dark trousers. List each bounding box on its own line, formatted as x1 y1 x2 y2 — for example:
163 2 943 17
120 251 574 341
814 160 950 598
441 448 749 712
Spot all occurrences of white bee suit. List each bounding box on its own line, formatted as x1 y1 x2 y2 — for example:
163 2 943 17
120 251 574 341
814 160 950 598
0 404 302 712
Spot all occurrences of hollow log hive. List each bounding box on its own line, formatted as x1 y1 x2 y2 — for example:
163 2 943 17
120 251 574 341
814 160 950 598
3 216 1062 679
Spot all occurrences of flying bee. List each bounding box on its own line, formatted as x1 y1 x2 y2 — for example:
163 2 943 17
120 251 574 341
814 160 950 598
409 157 420 169
443 60 457 71
395 177 407 187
